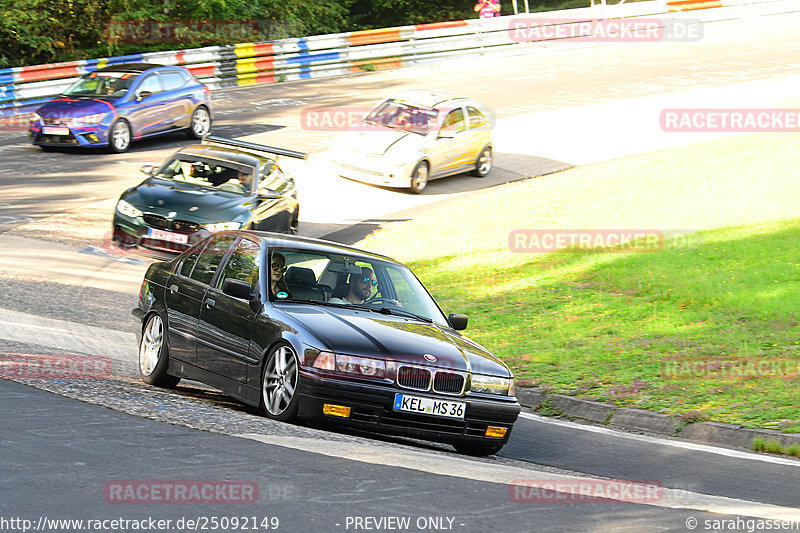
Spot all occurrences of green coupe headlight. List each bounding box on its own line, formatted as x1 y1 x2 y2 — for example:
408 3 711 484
470 374 512 396
116 199 143 218
203 222 242 233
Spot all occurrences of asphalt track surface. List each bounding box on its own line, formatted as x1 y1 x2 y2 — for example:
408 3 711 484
2 15 800 533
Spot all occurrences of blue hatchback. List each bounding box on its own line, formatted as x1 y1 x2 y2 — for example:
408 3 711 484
29 63 213 152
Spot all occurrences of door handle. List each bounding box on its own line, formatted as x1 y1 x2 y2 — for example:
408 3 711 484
205 298 216 308
169 284 178 294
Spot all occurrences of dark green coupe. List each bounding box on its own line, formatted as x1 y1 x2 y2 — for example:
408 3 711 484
112 136 304 256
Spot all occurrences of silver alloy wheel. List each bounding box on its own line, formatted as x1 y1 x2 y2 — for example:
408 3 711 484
262 346 298 416
410 162 429 193
191 107 211 136
477 148 492 176
139 314 163 377
111 120 131 151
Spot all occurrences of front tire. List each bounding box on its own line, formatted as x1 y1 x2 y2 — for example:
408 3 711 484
109 119 132 153
186 106 211 139
471 146 492 177
139 313 180 388
287 208 299 235
261 344 300 422
409 161 429 194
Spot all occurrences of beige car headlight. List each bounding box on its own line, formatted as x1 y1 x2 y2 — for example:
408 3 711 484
116 199 143 218
470 374 512 396
203 222 241 233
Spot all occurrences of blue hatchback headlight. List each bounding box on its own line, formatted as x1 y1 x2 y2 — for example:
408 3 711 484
77 113 108 124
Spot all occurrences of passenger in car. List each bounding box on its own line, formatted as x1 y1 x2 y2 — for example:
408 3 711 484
329 267 377 304
270 253 292 300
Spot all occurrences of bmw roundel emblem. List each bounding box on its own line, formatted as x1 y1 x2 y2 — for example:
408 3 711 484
423 354 437 362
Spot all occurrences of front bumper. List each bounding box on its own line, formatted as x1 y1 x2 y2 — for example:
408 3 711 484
29 123 110 147
112 212 211 257
297 371 520 446
335 159 415 189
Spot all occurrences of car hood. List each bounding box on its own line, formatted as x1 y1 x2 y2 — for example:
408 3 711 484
121 179 253 223
278 304 511 377
37 97 115 117
341 129 426 156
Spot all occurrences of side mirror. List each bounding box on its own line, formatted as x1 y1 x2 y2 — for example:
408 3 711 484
223 278 263 313
136 90 152 101
140 164 156 176
438 129 455 139
448 313 468 331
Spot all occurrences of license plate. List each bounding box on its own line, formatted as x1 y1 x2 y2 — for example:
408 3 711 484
42 126 69 135
148 228 188 244
393 393 466 419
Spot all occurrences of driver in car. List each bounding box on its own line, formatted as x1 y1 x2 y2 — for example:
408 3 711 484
329 267 377 305
330 267 401 306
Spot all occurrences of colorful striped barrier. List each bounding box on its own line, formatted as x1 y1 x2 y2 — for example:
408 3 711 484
667 0 723 11
0 0 794 120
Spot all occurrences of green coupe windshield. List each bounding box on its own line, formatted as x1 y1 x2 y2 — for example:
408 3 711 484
157 157 255 195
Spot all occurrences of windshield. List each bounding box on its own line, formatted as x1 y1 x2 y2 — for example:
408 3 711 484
155 157 255 195
63 71 138 98
363 99 439 135
268 248 449 326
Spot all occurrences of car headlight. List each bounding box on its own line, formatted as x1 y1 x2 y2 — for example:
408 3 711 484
312 351 386 379
116 199 142 218
203 222 242 233
470 374 512 396
30 112 41 122
77 113 108 124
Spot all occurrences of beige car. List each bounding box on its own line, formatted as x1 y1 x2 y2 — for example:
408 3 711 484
333 90 494 194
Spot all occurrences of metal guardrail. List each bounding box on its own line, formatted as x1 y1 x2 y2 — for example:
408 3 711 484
0 0 795 120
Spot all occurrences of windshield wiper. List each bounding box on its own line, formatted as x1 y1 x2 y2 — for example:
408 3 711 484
375 306 433 323
344 303 432 323
276 299 433 323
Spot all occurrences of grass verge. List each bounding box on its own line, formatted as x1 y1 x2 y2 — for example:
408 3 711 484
358 133 800 432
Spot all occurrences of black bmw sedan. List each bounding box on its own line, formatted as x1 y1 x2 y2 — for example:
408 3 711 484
133 231 520 455
113 136 303 256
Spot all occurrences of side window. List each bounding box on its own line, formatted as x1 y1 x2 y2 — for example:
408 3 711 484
137 74 162 95
467 106 489 129
160 71 187 91
178 241 210 277
189 234 238 285
216 238 262 292
441 109 465 133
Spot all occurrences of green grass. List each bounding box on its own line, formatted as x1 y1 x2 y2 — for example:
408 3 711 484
358 133 800 431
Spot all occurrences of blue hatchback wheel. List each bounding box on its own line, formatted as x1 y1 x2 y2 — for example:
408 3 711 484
110 119 131 153
187 106 211 139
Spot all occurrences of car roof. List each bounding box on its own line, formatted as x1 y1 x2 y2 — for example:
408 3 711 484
390 90 470 109
95 63 181 74
235 230 399 264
